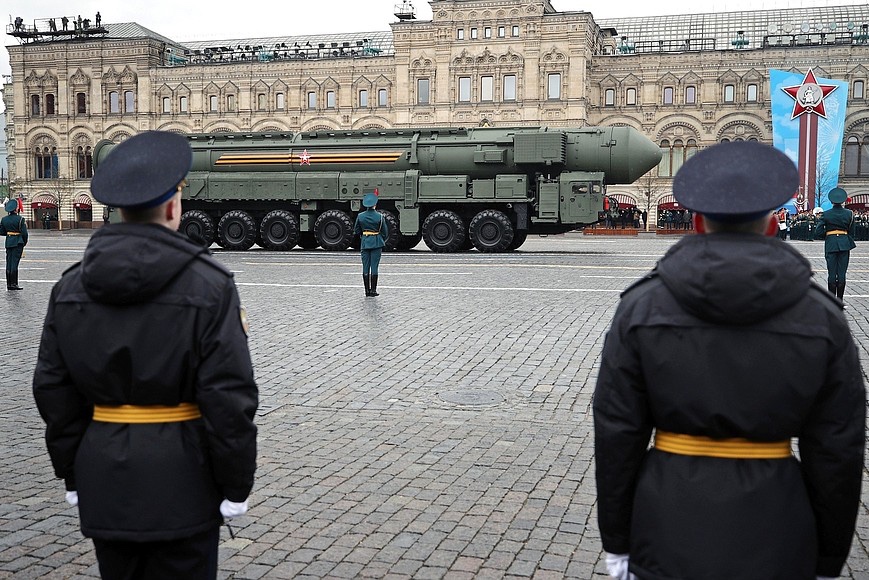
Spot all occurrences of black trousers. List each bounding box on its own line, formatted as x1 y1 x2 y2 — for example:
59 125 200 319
92 526 219 580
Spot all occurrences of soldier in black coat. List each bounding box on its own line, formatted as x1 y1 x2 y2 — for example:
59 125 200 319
594 142 864 580
33 131 258 579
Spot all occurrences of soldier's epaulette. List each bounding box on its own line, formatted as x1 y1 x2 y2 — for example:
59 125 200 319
620 269 659 298
61 261 82 276
807 282 844 310
193 248 233 277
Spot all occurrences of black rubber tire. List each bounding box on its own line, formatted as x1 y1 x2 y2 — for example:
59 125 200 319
178 209 215 247
422 210 467 253
297 232 319 249
469 209 515 253
259 210 300 251
314 209 354 251
396 232 422 251
381 211 400 251
217 210 257 251
507 230 528 251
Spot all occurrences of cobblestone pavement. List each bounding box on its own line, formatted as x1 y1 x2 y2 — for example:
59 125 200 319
2 231 868 579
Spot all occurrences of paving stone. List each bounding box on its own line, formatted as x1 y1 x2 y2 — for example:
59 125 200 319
4 232 868 578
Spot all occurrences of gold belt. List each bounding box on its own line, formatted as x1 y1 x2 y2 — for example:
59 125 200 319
5 231 20 235
362 231 380 236
826 230 848 236
93 403 202 423
654 430 791 459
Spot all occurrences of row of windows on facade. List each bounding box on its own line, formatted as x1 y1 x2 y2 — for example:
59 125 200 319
33 147 93 180
455 24 521 40
31 91 135 116
658 137 869 177
606 80 867 107
27 74 869 118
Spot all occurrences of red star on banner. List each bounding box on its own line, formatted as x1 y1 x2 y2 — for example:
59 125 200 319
299 149 311 165
781 69 838 119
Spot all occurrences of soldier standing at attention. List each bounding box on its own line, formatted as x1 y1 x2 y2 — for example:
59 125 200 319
815 187 856 300
354 191 388 297
33 131 258 579
594 141 864 580
1 198 28 290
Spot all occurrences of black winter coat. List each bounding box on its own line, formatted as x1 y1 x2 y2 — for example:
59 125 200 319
33 224 258 541
594 233 864 580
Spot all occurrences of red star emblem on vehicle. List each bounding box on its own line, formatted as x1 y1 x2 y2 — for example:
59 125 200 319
299 149 311 165
781 69 838 120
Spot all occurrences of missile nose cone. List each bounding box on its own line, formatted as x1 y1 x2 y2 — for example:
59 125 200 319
608 127 662 184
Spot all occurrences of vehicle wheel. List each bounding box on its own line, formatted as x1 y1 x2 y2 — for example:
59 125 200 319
178 209 215 247
381 211 400 251
469 209 514 253
396 232 422 251
507 230 528 251
297 232 319 249
314 209 354 251
217 210 256 251
422 210 466 253
259 210 300 251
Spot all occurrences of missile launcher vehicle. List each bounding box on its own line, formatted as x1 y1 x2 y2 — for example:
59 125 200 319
94 125 661 252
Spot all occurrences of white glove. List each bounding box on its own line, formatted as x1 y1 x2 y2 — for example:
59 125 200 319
605 553 638 580
220 498 248 518
65 491 79 506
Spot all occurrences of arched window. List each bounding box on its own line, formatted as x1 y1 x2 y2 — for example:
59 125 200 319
845 135 869 175
46 94 56 115
124 90 135 113
35 146 59 179
76 92 87 114
604 88 615 106
626 87 637 105
31 94 41 116
658 138 697 177
663 87 674 105
658 139 672 177
77 146 94 179
685 86 696 104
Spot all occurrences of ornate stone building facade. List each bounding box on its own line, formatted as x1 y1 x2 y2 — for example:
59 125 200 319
3 0 869 228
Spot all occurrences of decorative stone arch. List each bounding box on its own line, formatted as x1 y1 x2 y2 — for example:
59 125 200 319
351 116 391 130
598 116 644 133
301 121 339 132
655 120 702 142
250 120 292 133
844 116 869 133
540 47 567 64
716 119 764 142
498 48 523 66
250 80 271 112
475 48 497 67
105 129 133 143
156 122 194 134
202 122 242 133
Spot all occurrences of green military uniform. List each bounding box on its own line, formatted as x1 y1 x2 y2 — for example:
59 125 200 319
814 188 856 300
1 199 28 290
353 192 389 297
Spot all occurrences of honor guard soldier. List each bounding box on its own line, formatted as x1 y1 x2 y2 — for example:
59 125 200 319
33 131 258 580
1 198 28 290
353 191 389 296
815 187 856 300
594 141 864 580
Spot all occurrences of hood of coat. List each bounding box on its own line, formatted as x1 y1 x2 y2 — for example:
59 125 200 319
80 223 206 304
656 233 813 325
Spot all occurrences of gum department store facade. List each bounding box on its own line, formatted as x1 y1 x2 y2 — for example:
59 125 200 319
3 0 869 230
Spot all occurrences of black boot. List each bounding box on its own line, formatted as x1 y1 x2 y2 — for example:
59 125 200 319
363 275 371 297
9 271 22 291
370 275 379 297
828 282 837 294
836 283 845 300
5 271 10 291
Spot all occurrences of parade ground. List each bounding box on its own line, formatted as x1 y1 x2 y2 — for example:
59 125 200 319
2 231 868 579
